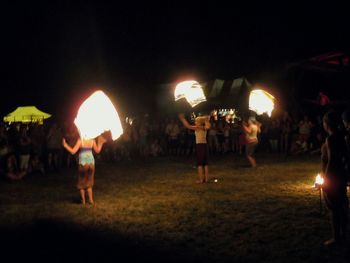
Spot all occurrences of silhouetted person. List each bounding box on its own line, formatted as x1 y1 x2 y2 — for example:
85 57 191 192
46 123 63 172
321 111 348 246
341 110 350 185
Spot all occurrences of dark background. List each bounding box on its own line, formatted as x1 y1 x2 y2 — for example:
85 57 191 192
1 1 349 119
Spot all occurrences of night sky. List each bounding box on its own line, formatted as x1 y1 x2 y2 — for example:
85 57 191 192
2 1 349 118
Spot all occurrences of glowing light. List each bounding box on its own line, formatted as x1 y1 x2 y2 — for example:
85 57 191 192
314 173 324 188
249 89 275 117
174 81 191 101
74 90 123 140
174 80 206 107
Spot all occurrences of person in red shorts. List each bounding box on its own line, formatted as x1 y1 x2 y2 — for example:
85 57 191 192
178 113 211 183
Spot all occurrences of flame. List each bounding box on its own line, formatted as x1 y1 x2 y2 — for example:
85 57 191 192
174 80 206 107
174 81 192 101
314 173 324 186
74 90 123 140
249 89 275 117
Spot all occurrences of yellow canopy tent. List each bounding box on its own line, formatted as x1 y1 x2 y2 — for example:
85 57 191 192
3 106 51 124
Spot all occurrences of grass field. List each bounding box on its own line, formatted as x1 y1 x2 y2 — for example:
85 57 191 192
0 154 349 263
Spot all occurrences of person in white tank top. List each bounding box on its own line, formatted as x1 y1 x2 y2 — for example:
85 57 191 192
178 113 211 183
242 117 261 168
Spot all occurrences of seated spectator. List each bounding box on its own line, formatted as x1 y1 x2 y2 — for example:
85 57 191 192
0 138 9 162
290 137 308 155
1 153 26 180
150 139 163 157
309 133 324 155
27 153 45 175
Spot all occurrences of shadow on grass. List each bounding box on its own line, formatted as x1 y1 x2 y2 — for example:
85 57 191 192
0 218 205 263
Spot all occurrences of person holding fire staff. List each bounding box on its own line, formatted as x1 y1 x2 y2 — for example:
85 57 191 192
62 90 123 206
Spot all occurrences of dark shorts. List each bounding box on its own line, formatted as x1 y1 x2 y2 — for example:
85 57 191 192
246 142 258 156
196 143 208 166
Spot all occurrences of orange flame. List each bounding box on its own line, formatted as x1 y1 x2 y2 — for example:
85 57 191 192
249 89 275 117
174 80 206 107
314 173 324 187
74 90 123 140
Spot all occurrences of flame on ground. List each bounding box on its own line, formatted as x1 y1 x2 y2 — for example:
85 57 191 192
315 173 324 186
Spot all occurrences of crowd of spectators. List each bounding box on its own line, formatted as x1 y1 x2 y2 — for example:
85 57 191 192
0 109 332 181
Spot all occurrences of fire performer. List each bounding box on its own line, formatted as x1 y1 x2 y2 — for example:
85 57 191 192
242 116 261 168
178 113 210 183
321 111 348 246
62 90 123 205
62 136 106 205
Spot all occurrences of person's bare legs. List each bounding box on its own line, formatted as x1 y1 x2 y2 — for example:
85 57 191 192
247 155 256 168
87 187 94 204
80 189 86 205
197 166 204 183
204 165 209 183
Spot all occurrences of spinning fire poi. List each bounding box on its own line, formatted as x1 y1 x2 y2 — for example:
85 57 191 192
174 80 207 108
249 89 275 117
62 90 123 205
74 90 123 140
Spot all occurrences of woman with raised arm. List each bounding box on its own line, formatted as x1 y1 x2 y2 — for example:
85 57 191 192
62 135 106 205
178 113 210 183
242 116 261 168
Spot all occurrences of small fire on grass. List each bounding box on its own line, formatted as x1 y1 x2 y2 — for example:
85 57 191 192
313 173 324 189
